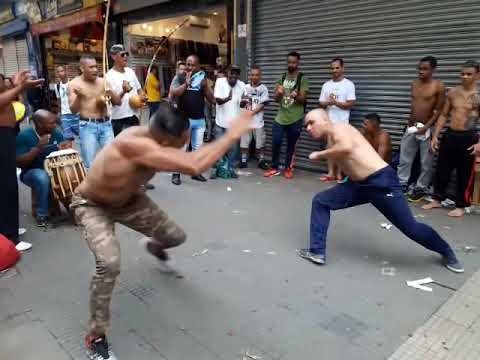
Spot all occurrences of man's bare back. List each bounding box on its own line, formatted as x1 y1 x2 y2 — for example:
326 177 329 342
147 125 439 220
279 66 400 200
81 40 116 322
360 128 392 163
410 79 444 126
446 86 479 131
306 109 387 181
77 127 155 207
68 76 108 118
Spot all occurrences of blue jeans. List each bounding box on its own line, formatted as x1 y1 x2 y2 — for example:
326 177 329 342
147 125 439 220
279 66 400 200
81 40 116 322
61 114 80 140
271 119 303 170
148 102 160 118
79 120 114 169
189 118 206 151
310 166 454 259
214 125 239 172
21 169 50 218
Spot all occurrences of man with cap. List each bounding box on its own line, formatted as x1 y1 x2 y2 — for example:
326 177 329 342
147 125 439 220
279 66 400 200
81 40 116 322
106 44 154 189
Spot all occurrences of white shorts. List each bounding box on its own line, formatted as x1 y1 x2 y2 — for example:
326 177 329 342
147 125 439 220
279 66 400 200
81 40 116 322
240 127 265 149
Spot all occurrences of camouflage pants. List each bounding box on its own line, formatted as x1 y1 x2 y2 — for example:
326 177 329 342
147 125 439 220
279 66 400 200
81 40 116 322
70 192 186 336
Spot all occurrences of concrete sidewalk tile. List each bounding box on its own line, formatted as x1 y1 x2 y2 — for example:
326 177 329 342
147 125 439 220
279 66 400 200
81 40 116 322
436 292 480 328
458 276 480 299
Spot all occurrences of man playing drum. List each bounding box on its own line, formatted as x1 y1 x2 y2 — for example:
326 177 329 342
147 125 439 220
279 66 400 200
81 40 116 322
70 104 253 360
16 110 72 227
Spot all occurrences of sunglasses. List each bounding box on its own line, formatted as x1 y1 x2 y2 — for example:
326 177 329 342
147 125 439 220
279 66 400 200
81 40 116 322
119 52 129 58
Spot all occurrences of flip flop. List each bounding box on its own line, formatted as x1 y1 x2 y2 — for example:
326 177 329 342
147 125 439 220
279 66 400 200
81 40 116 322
337 176 349 184
319 175 334 182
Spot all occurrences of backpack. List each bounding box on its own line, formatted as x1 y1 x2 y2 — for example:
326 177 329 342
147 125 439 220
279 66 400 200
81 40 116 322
281 72 307 113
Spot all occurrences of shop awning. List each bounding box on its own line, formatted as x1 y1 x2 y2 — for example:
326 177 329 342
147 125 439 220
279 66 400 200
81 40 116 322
31 5 102 36
0 19 27 38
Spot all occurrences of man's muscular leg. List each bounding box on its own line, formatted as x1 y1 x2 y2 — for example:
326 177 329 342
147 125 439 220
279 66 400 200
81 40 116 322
112 193 186 260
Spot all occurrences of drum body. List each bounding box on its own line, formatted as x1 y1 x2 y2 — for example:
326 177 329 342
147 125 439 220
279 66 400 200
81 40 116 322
44 149 86 207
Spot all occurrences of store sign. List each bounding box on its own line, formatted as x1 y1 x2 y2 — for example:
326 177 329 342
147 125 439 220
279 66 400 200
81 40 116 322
45 0 57 19
57 0 83 15
31 5 101 35
0 6 14 25
238 24 247 38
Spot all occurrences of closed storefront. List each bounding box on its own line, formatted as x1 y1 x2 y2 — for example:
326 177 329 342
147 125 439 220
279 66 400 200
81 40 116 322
253 0 480 171
0 4 29 77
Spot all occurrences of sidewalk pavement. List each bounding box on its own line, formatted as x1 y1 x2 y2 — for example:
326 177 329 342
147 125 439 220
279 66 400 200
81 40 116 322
1 167 480 359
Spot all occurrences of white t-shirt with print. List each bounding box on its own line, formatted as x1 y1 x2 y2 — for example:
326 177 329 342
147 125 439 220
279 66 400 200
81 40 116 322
243 83 269 129
214 77 246 128
106 67 142 120
55 82 72 115
319 78 356 123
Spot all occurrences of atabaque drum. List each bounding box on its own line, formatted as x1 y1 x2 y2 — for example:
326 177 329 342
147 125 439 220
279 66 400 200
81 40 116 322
44 149 86 208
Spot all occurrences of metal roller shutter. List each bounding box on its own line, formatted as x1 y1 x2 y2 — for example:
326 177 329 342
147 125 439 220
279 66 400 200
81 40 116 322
3 38 18 76
253 0 480 171
15 38 28 71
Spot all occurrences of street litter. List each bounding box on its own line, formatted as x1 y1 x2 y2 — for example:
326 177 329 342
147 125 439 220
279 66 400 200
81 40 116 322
382 261 390 265
192 249 209 257
381 223 393 230
381 267 396 276
256 182 262 185
443 226 452 230
406 277 434 292
242 249 252 253
0 267 19 279
465 246 476 253
237 170 253 176
227 187 232 192
414 214 426 218
242 349 262 360
266 251 276 255
232 210 242 214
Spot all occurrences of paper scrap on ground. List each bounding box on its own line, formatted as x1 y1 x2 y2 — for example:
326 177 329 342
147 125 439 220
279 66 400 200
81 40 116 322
232 210 242 214
465 246 476 253
242 249 252 253
381 223 393 230
266 251 276 255
414 214 426 218
406 277 434 292
443 226 452 230
381 267 396 276
192 249 209 257
227 187 232 192
0 267 19 279
237 170 253 176
242 349 262 360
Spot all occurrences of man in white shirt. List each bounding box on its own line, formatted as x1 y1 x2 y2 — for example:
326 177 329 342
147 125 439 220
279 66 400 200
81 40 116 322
55 65 79 141
239 65 270 170
211 65 246 179
106 44 147 137
319 57 356 182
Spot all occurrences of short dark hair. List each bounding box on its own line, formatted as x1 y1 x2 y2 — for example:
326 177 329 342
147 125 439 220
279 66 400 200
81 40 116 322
250 65 261 72
80 55 96 64
287 51 300 60
176 60 186 68
331 57 344 66
150 103 190 138
365 112 381 124
420 56 437 68
0 74 5 81
150 65 159 73
229 65 241 75
463 60 480 72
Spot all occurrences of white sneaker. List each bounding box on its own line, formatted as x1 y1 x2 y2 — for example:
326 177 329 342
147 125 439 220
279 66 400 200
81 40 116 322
18 228 27 236
16 241 32 252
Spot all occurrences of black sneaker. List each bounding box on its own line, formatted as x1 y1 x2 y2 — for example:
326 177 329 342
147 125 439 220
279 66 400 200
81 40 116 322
408 189 425 203
86 335 117 360
257 160 270 171
210 169 217 180
191 174 207 182
144 183 155 190
239 161 248 169
36 216 49 228
171 173 181 186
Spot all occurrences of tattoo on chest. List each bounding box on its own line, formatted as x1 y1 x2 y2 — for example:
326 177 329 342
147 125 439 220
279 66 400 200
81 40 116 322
466 93 480 130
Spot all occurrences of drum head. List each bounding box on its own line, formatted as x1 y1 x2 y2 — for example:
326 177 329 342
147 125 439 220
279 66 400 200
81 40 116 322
46 149 78 158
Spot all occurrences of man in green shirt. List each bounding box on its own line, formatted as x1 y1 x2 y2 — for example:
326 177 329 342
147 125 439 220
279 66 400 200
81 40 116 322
264 51 309 179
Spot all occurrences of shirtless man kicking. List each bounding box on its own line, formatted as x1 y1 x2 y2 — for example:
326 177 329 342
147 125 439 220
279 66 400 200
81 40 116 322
422 60 480 217
397 56 445 201
297 109 463 274
360 112 392 162
69 56 121 169
70 104 252 360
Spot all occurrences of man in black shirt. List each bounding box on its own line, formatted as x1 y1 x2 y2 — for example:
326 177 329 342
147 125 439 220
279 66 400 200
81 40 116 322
170 55 215 183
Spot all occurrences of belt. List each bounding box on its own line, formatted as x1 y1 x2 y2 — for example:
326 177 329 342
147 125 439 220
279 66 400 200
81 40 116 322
80 117 110 123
